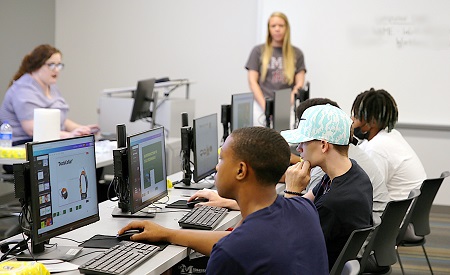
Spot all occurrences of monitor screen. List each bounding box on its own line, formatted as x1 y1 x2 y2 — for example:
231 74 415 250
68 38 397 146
231 93 253 132
26 135 99 246
193 114 218 182
273 88 291 132
128 126 168 213
130 78 157 124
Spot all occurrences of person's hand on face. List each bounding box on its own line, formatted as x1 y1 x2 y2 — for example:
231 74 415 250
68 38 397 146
285 160 311 193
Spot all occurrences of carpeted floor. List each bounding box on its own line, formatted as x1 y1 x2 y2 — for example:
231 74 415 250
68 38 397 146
391 205 450 275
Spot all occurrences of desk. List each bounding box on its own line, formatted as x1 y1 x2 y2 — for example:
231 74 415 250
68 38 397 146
55 188 241 274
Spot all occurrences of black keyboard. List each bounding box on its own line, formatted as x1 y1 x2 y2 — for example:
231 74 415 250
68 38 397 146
78 241 159 275
178 205 228 230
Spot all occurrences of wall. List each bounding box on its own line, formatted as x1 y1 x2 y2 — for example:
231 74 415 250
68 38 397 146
55 0 258 128
260 0 450 126
398 127 450 206
0 0 55 99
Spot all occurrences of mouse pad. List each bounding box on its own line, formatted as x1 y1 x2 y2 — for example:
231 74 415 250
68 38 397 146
165 199 190 209
79 234 169 251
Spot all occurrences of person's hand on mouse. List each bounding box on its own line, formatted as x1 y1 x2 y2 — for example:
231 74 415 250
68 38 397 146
70 126 92 137
118 220 173 243
188 189 240 210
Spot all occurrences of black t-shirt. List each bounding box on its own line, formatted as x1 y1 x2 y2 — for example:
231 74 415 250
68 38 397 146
313 159 373 270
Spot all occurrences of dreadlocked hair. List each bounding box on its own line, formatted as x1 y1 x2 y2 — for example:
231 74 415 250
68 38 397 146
351 88 398 132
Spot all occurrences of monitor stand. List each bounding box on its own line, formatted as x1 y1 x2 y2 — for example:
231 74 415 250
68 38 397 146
16 245 82 261
111 207 156 218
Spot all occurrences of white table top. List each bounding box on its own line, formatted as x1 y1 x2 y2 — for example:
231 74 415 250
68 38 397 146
0 140 116 168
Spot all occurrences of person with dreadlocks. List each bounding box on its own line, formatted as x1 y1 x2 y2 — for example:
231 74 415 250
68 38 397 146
246 12 306 126
351 88 426 201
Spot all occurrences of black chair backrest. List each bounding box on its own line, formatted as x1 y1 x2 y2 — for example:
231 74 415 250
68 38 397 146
409 172 449 236
360 191 420 270
330 225 377 275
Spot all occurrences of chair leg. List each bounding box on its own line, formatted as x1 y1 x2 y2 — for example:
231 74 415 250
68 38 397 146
421 244 433 275
396 248 405 275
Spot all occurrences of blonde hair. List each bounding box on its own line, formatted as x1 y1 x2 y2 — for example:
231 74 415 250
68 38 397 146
260 12 296 85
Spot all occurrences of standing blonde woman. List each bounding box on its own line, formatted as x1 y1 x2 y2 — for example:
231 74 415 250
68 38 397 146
245 12 306 126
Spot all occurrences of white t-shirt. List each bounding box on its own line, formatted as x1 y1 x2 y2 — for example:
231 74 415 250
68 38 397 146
359 129 427 200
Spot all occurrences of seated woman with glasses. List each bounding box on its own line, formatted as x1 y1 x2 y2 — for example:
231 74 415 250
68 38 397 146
0 44 98 145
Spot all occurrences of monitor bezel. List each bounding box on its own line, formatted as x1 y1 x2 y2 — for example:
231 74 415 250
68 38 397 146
130 78 156 123
127 126 168 214
26 135 99 245
230 92 254 132
192 113 218 183
273 88 291 132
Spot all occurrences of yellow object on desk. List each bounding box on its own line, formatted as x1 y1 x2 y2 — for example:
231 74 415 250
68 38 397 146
0 261 49 275
167 178 173 189
0 147 26 159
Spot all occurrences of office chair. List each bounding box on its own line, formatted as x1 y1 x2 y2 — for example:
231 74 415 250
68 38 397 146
359 190 420 274
330 225 377 275
396 171 450 275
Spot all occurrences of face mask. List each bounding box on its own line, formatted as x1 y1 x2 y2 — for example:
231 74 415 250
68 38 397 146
353 127 369 141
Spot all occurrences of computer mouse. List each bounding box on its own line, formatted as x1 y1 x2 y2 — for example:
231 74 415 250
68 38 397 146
116 229 143 241
186 197 209 208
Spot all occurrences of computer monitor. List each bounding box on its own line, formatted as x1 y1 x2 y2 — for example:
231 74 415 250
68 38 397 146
193 113 219 183
16 135 99 260
130 78 158 128
112 127 168 217
175 114 218 190
231 93 253 132
129 127 168 213
273 88 291 132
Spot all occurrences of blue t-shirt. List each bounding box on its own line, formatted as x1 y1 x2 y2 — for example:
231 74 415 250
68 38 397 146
206 195 328 274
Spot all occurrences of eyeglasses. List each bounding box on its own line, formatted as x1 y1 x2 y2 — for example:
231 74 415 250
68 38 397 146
45 63 64 71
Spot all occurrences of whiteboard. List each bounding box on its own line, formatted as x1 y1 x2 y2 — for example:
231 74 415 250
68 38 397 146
259 0 450 126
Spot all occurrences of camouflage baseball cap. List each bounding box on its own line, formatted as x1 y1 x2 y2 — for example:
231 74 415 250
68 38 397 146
281 104 352 145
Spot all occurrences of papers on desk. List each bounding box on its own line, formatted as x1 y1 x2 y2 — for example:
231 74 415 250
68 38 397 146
95 140 115 154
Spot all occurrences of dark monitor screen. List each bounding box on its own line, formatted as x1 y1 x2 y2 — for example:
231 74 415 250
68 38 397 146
231 93 253 132
26 135 99 246
273 88 291 132
193 114 218 182
128 126 168 213
130 78 157 124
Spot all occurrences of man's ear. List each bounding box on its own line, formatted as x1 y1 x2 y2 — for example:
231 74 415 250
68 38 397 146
236 162 247 180
321 140 330 153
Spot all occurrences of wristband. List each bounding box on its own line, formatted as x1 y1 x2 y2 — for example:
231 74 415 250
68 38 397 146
284 190 302 196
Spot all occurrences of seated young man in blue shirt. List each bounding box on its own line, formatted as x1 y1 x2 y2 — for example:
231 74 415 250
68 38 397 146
281 104 373 271
119 127 328 274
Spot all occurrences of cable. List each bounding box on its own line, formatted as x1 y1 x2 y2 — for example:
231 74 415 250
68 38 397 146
107 177 119 202
0 237 29 261
54 237 82 244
